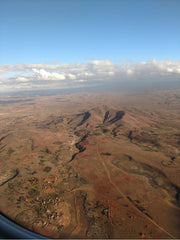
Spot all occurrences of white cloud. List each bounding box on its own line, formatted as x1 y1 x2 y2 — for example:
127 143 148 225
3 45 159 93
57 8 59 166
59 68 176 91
84 72 94 77
75 79 87 82
67 73 76 80
16 77 29 82
108 71 114 76
0 59 180 91
32 68 66 80
126 69 133 75
91 59 112 66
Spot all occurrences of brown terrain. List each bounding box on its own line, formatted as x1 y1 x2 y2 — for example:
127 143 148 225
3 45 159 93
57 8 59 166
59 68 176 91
0 88 180 239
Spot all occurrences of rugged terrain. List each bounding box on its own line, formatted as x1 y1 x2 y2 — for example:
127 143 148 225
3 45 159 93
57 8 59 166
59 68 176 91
0 88 180 238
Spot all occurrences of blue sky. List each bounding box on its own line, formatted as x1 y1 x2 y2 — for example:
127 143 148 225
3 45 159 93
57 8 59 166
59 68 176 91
1 0 180 65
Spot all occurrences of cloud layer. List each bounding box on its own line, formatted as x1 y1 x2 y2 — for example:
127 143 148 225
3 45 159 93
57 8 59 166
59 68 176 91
0 59 180 91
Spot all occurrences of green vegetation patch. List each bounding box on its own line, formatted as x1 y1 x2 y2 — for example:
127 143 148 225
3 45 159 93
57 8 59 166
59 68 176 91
35 193 59 217
53 141 62 145
80 177 88 184
28 188 39 198
134 132 160 147
41 146 51 154
94 131 102 136
112 155 132 166
43 166 52 172
102 128 110 133
7 147 15 155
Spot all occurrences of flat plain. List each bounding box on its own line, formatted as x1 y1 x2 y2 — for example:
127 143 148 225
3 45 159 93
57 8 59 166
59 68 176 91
0 87 180 239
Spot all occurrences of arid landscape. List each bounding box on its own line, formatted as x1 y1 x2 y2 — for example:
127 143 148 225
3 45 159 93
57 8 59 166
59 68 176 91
0 87 180 239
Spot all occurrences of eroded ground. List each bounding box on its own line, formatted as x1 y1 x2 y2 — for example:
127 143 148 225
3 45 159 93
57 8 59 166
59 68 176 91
0 88 180 238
